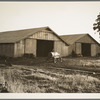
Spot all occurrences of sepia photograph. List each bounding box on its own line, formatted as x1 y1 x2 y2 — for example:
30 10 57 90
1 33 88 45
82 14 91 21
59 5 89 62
0 1 100 99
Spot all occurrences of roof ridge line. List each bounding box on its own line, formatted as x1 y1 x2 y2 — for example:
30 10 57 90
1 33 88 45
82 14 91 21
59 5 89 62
60 33 88 36
0 26 48 33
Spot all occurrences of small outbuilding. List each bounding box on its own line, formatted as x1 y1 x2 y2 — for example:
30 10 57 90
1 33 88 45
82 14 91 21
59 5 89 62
60 34 100 57
0 27 69 57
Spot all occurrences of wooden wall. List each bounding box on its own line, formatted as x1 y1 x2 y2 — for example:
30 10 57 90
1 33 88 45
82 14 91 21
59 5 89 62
29 30 59 41
13 30 68 57
75 43 81 55
24 39 36 57
27 31 68 57
14 40 24 57
68 44 75 56
54 41 68 57
77 35 95 43
76 35 97 56
91 44 96 56
96 44 100 54
67 35 99 56
0 43 14 57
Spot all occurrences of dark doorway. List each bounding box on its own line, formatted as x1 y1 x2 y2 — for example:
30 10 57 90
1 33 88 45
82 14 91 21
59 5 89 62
81 43 91 56
37 40 54 57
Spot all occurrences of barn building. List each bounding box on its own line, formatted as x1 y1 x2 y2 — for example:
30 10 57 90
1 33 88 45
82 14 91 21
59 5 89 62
60 34 100 57
0 27 69 57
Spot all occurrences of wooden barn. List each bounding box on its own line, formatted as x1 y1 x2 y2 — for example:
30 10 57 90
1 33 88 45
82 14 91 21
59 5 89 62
60 34 100 57
0 27 69 57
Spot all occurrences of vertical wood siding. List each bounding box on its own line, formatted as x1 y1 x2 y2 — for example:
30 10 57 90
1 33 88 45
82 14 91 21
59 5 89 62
96 44 100 54
75 43 81 55
29 31 59 41
68 45 73 55
77 35 95 43
0 43 14 57
54 41 68 57
67 35 99 57
14 40 24 57
91 44 96 56
61 42 68 56
27 31 68 57
68 44 76 56
24 39 36 57
14 31 68 57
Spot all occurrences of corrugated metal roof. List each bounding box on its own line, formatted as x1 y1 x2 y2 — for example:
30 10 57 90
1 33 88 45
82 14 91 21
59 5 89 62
0 26 69 46
60 34 88 45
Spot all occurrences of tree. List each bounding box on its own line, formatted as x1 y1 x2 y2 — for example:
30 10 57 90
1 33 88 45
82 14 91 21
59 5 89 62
93 13 100 37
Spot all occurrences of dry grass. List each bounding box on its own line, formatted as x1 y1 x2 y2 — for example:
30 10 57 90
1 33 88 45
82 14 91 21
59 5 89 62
0 63 100 93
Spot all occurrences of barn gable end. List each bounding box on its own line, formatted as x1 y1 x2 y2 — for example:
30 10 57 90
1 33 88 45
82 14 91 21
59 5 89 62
60 34 100 57
22 29 68 57
76 34 95 43
29 30 59 41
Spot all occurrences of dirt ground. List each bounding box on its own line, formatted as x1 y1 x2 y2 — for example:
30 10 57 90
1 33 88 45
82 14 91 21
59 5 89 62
0 57 100 93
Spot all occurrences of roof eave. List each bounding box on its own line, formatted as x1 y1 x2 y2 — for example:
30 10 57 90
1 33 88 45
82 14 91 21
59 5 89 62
47 27 69 46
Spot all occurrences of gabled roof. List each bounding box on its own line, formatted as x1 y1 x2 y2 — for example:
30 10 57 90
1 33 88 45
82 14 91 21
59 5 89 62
60 34 86 45
60 33 100 45
0 26 69 46
0 27 46 43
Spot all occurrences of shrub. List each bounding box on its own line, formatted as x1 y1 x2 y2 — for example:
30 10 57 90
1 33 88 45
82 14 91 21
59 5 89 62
71 50 77 57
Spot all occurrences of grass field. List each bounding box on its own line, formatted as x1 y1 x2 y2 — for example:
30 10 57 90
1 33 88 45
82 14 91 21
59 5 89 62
0 57 100 93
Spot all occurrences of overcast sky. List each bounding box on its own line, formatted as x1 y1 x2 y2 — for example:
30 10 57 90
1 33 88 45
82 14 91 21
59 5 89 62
0 1 100 43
